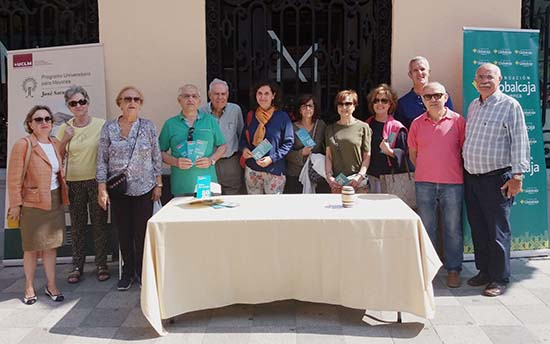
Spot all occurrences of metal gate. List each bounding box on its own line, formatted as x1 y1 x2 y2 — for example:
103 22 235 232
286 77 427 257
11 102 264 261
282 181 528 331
0 0 99 167
522 0 550 167
206 0 392 122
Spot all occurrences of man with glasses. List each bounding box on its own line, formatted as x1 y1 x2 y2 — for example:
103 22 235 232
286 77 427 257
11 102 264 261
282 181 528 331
159 84 227 196
463 63 530 297
408 82 465 288
199 78 244 194
396 56 454 129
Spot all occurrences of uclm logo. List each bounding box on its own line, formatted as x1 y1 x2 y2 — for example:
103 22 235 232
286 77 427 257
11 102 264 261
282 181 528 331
13 53 33 68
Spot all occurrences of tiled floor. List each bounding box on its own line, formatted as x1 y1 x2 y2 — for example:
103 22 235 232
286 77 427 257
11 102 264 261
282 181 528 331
0 258 549 343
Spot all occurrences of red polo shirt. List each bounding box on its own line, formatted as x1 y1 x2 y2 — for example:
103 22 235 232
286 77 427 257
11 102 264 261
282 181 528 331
407 109 465 184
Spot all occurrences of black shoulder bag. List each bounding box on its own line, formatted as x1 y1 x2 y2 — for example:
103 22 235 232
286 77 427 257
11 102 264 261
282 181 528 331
107 119 141 196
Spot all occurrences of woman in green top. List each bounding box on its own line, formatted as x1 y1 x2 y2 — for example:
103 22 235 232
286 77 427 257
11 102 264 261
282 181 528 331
325 90 372 193
57 86 110 283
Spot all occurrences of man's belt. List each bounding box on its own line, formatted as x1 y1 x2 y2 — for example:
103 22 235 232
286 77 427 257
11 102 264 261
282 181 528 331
467 166 511 177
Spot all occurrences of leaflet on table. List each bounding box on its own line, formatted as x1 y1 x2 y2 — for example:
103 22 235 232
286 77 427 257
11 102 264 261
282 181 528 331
296 128 316 147
252 139 273 160
196 175 211 199
177 139 208 163
335 173 350 186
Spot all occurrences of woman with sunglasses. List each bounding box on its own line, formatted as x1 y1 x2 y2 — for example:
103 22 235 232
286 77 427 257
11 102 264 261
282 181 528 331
284 94 329 193
365 84 408 192
325 90 371 193
240 81 294 194
55 86 109 284
96 86 162 291
7 105 69 305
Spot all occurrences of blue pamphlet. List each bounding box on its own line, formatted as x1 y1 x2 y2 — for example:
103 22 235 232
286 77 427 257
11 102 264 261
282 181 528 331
252 138 273 160
335 173 350 186
387 132 396 145
196 175 211 199
296 128 316 147
187 139 208 163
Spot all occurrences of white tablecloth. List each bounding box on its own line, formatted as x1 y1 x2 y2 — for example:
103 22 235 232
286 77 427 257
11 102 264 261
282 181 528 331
141 194 442 335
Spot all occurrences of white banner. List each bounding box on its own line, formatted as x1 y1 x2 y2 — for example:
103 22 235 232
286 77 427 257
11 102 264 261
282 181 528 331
4 43 107 259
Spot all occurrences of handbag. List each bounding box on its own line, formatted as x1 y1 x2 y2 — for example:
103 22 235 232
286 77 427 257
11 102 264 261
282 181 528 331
106 119 141 196
6 137 32 229
379 166 416 209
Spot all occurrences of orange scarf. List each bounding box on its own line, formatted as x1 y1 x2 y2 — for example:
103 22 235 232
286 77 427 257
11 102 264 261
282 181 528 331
253 106 275 146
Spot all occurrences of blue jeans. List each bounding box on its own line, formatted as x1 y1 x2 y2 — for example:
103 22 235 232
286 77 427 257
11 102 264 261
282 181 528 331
415 182 464 271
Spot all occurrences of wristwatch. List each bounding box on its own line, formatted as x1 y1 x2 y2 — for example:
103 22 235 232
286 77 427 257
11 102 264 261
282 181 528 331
211 159 216 166
155 183 163 188
512 174 523 181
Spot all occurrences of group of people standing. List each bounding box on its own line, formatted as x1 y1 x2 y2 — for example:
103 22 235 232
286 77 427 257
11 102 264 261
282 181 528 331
5 55 530 305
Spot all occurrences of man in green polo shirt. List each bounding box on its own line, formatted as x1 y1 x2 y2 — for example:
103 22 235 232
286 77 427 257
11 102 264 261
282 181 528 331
159 84 226 196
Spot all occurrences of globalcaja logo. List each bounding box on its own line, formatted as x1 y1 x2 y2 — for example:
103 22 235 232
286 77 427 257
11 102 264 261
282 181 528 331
528 138 537 145
524 109 536 117
495 60 513 67
526 124 535 131
473 48 491 56
516 60 534 67
493 48 512 55
13 53 33 68
499 80 536 96
520 198 539 206
515 49 533 56
523 187 539 195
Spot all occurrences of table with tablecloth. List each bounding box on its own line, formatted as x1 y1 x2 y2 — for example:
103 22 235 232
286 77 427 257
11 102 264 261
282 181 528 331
141 193 442 335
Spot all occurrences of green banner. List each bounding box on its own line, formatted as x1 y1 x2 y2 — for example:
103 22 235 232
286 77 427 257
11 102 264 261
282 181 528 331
463 28 549 253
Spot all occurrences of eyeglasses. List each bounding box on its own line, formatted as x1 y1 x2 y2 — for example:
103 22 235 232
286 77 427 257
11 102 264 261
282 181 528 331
121 97 142 104
67 99 88 107
301 104 314 109
181 94 200 100
337 102 354 107
33 116 53 123
187 127 195 141
373 98 389 104
422 93 444 101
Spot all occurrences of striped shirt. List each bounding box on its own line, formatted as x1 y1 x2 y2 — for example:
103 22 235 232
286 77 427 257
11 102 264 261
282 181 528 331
463 91 529 174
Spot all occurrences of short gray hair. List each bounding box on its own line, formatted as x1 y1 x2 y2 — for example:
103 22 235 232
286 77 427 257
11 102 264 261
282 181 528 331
64 85 89 103
208 78 229 92
408 56 430 71
177 84 201 97
423 81 446 94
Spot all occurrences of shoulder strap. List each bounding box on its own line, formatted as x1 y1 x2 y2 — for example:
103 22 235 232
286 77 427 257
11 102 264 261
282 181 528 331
22 137 32 180
244 111 253 145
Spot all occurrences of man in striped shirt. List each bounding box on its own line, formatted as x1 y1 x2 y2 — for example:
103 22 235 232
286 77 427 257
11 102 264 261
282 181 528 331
463 63 530 297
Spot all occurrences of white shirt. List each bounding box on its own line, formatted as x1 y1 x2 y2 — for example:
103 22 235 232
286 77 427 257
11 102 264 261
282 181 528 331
38 142 60 190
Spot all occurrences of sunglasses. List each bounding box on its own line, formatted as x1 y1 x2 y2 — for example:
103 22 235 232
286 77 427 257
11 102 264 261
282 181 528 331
373 98 389 104
33 116 53 123
187 127 195 141
68 99 88 107
338 102 354 107
121 97 143 104
422 93 444 101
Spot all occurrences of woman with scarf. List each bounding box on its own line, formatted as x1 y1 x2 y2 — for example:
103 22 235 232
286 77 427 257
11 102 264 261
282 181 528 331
365 84 408 192
240 81 294 194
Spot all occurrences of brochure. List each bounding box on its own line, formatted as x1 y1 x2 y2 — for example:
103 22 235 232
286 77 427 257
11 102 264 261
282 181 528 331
387 132 396 146
187 139 208 163
196 175 211 199
296 128 316 147
252 138 273 160
335 173 350 186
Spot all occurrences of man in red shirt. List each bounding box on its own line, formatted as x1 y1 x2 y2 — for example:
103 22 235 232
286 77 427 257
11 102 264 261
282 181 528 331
408 82 466 288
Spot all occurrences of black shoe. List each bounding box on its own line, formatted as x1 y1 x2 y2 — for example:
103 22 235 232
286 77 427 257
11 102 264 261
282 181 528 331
23 294 37 305
467 272 490 287
45 288 64 302
117 275 133 291
482 282 507 297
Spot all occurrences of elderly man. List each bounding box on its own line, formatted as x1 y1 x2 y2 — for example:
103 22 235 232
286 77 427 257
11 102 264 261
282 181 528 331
395 56 454 129
159 84 226 196
199 79 244 194
408 82 465 288
463 63 530 297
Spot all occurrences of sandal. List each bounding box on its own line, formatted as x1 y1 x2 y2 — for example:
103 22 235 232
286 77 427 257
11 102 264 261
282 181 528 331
97 266 111 282
45 288 64 302
23 294 37 305
67 268 82 284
